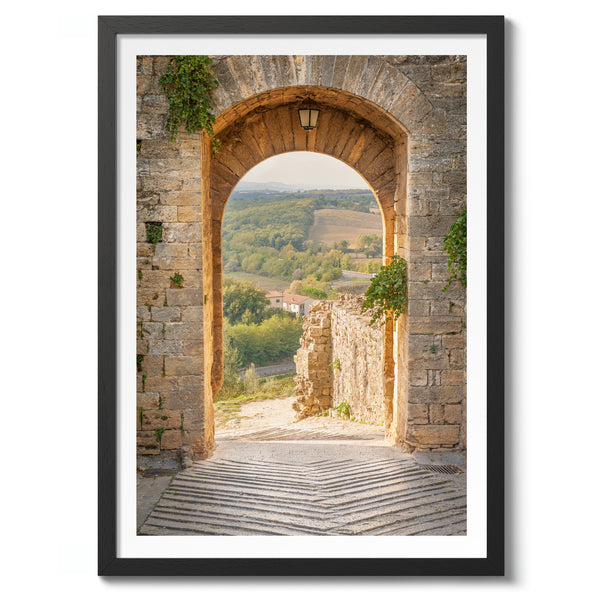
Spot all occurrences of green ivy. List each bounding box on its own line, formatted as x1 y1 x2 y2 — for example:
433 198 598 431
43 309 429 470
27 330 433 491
361 255 408 324
154 427 165 444
159 55 220 149
170 272 184 287
443 208 467 292
145 222 162 246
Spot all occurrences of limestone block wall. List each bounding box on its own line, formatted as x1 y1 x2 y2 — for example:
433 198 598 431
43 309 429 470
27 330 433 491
294 297 385 424
136 56 206 465
330 296 386 424
293 302 332 418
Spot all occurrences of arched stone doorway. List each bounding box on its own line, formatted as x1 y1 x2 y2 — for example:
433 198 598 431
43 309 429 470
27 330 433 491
202 84 409 448
136 54 467 464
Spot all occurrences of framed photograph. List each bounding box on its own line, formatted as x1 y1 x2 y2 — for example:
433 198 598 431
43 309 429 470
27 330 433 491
99 15 504 576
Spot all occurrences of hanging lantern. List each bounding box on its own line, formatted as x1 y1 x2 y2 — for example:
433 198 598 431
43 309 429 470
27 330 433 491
298 103 320 131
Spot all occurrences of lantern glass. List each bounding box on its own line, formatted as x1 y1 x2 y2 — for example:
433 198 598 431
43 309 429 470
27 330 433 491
298 106 320 130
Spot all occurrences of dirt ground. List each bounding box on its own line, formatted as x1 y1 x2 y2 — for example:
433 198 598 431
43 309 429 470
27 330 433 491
216 396 385 440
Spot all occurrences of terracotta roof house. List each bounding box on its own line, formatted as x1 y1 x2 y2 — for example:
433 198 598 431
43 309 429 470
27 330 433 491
265 291 316 316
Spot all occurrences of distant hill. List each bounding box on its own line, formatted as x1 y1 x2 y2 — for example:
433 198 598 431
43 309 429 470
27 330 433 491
234 181 370 193
235 181 300 192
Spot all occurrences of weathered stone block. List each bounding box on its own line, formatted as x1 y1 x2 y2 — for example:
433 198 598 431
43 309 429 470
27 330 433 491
408 316 463 335
162 223 202 243
165 355 203 376
137 392 160 410
150 307 181 322
166 289 203 307
407 404 428 424
139 138 179 158
409 370 428 387
141 409 181 431
442 334 464 349
137 431 160 455
408 385 463 405
407 300 430 317
441 370 464 386
449 348 465 368
160 429 188 450
177 206 202 222
152 257 201 271
182 340 205 356
429 405 445 424
444 404 462 425
161 389 201 411
178 375 204 391
164 322 203 340
182 177 203 191
406 424 460 446
159 191 202 206
181 306 203 322
144 376 177 393
147 340 183 356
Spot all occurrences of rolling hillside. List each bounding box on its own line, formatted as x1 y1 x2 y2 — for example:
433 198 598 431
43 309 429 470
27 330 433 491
308 208 382 244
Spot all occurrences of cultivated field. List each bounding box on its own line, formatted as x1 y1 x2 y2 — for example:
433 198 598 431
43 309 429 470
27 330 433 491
224 270 289 292
308 209 382 245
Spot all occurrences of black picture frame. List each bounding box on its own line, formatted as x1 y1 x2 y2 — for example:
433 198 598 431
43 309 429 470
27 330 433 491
99 15 504 576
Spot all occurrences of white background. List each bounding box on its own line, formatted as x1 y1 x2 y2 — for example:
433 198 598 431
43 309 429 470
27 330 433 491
2 0 599 597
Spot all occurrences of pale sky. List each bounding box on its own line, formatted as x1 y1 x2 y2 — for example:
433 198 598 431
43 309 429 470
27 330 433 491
241 152 370 189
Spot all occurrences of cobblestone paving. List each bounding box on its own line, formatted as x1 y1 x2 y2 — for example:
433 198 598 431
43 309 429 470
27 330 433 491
139 429 466 536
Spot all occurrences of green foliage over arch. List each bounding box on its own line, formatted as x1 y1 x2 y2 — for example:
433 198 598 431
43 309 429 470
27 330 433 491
361 255 408 325
159 55 219 149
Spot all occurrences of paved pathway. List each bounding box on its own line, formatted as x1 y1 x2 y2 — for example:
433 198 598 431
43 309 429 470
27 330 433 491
138 425 466 536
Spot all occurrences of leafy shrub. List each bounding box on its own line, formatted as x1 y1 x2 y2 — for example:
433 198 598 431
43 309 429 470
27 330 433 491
228 313 304 367
443 208 467 292
334 401 351 418
243 364 260 394
361 255 408 324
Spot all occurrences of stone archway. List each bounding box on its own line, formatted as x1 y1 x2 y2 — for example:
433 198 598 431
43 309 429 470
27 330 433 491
136 54 467 465
201 84 409 447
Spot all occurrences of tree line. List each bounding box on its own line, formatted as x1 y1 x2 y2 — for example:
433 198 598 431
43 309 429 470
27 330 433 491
223 190 383 298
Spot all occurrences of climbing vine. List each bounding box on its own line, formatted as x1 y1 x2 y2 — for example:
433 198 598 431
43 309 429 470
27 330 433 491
442 208 467 292
361 255 408 324
159 55 220 150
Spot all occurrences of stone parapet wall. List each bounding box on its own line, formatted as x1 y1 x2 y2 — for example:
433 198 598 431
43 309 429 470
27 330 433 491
293 302 333 418
294 296 385 424
330 296 386 424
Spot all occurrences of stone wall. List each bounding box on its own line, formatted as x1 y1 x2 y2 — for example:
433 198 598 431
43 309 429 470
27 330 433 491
293 302 332 419
137 54 467 462
136 56 207 466
294 296 385 424
330 296 386 424
294 295 465 452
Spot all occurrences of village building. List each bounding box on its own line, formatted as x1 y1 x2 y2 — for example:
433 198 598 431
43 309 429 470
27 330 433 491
266 291 316 317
